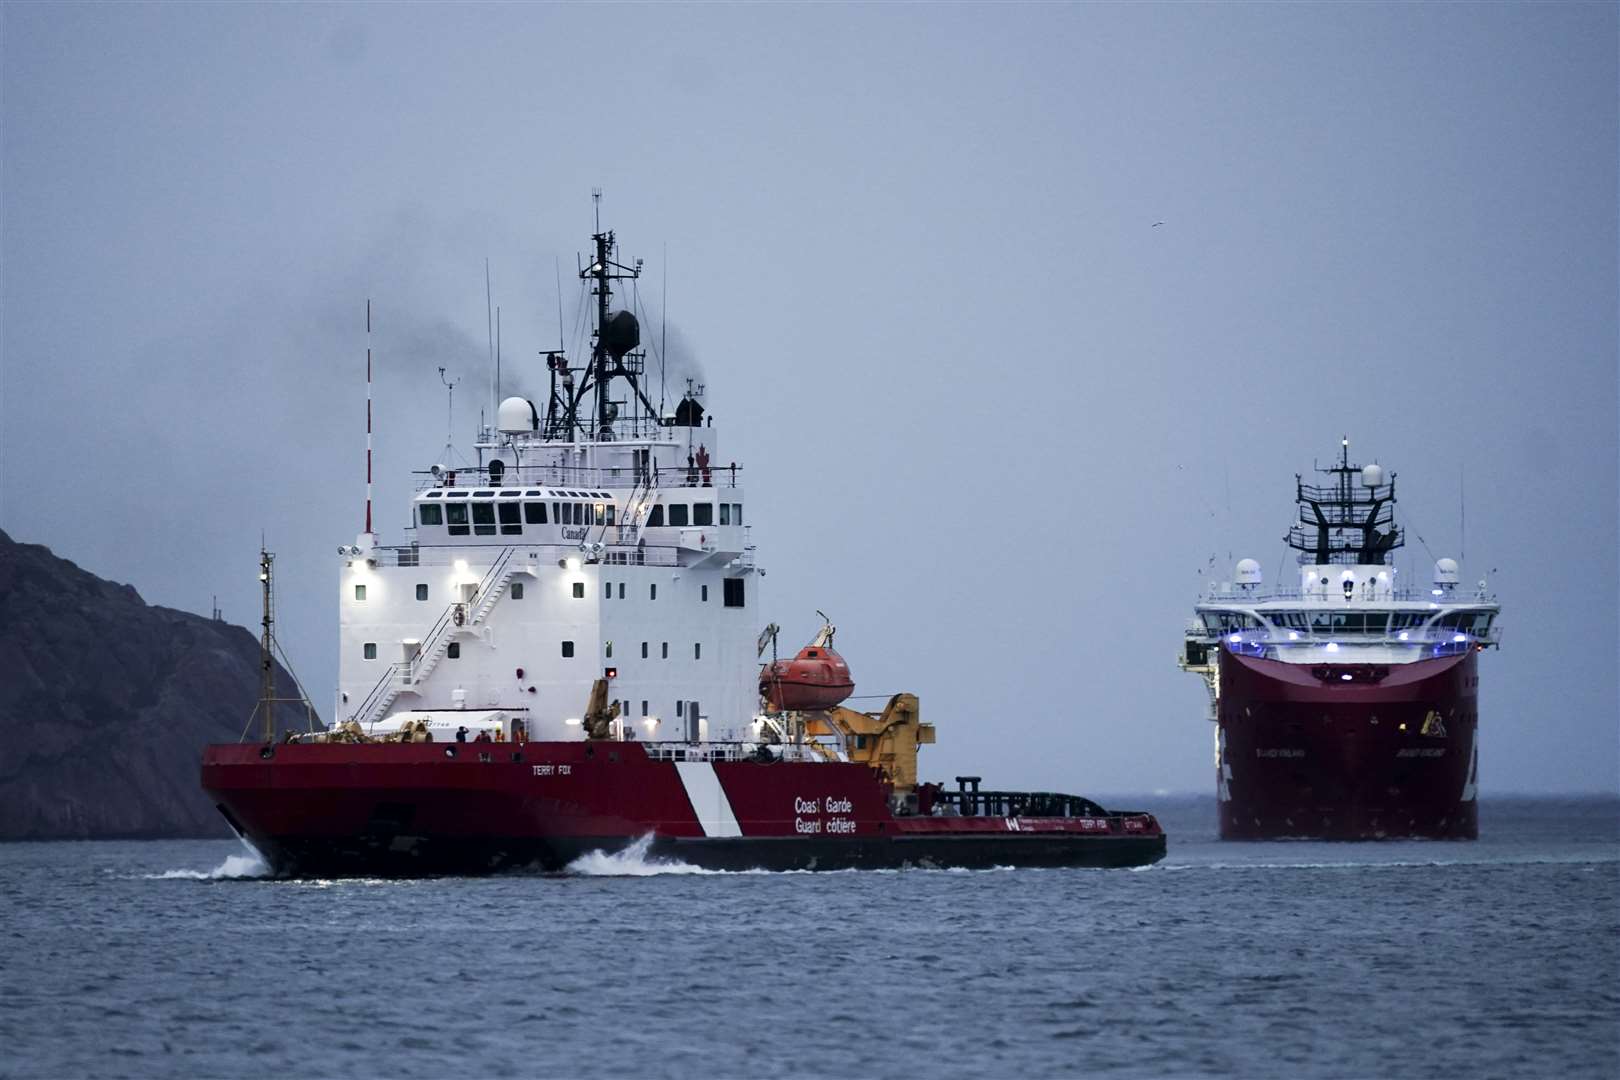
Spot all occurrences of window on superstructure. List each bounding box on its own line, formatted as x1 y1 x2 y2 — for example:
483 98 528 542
606 505 616 526
650 584 657 600
594 503 606 526
354 584 366 601
471 502 496 535
617 583 624 599
641 642 648 659
693 503 713 527
572 582 584 599
446 503 469 535
701 585 708 602
1364 612 1389 633
641 701 648 717
661 642 669 659
723 578 745 608
561 641 575 658
510 582 524 600
605 582 612 600
363 642 377 660
447 642 461 659
648 505 664 527
552 502 561 522
418 504 443 526
524 502 546 525
606 642 613 658
498 502 522 535
668 504 689 527
416 584 428 602
694 643 702 660
732 504 742 525
719 504 731 525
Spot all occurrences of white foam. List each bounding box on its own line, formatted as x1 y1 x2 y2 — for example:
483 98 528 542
566 834 728 876
147 841 271 880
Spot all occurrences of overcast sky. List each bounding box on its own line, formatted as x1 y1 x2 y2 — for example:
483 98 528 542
3 2 1615 794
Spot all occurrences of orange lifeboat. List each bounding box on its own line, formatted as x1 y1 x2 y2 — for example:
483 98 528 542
760 618 855 711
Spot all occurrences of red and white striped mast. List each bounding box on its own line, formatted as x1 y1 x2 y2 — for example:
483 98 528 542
364 298 374 542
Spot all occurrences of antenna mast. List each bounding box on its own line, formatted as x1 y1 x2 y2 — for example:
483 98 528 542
486 259 497 418
365 300 374 537
438 367 460 461
258 548 276 743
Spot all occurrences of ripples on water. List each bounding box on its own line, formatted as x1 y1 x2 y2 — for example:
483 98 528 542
3 798 1615 1079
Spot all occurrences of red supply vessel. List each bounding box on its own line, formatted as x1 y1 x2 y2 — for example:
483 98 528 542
1180 441 1500 840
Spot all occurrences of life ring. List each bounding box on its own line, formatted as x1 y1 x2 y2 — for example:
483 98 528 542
453 605 466 627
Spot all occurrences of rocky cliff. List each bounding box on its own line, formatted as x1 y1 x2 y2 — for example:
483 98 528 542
0 530 314 838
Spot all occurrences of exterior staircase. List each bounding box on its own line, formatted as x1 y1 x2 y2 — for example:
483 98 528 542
350 546 517 727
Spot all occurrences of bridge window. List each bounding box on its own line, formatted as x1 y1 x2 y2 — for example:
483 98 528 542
594 503 606 526
561 641 575 658
648 505 664 527
354 584 366 601
418 504 443 526
446 503 469 535
668 504 689 527
446 642 460 659
732 504 742 525
416 584 428 602
720 504 731 525
363 642 377 660
724 578 745 608
693 503 713 526
510 582 524 600
498 502 522 535
472 503 496 535
524 502 546 525
572 582 584 599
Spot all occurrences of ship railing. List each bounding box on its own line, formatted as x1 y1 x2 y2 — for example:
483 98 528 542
929 789 1121 821
639 742 830 764
1186 625 1500 649
412 463 742 493
373 542 684 569
1200 585 1497 604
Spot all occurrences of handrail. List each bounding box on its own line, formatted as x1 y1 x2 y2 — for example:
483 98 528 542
351 663 402 725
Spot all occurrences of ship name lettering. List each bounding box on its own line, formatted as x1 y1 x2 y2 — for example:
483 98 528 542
1255 748 1306 759
1396 748 1446 758
824 796 853 814
561 527 587 540
794 797 820 814
532 765 554 776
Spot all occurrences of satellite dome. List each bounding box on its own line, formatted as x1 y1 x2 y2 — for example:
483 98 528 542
1433 558 1460 585
1234 558 1262 585
497 396 537 434
601 310 640 360
1361 463 1386 488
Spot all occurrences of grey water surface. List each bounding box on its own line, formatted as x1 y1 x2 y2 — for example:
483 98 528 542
3 797 1615 1079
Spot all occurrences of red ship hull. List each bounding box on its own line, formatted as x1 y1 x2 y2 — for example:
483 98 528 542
200 741 1165 875
1215 647 1480 840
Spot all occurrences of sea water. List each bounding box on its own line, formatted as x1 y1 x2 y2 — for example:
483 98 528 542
2 797 1615 1079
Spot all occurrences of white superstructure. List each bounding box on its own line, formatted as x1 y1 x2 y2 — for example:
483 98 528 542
335 220 762 746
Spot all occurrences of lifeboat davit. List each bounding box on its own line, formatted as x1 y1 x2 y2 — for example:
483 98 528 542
761 644 855 711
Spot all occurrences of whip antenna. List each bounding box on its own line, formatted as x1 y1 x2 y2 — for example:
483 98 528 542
365 299 373 537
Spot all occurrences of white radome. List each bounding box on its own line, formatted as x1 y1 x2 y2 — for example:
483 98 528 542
497 396 536 434
1234 558 1262 585
1361 463 1386 488
1434 557 1460 585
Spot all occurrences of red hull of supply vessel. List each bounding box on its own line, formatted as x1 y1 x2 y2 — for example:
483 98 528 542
1182 441 1499 840
200 214 1167 876
760 645 855 712
201 740 1164 875
1213 649 1479 840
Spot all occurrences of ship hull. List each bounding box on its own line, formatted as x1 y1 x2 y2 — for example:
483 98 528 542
201 741 1165 876
1215 647 1480 840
